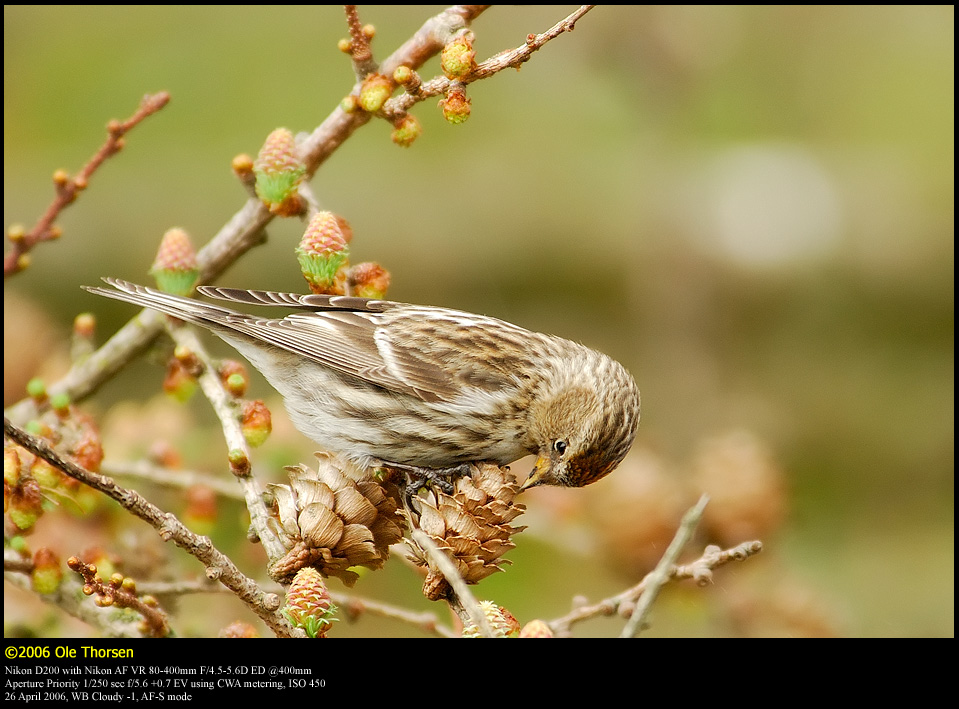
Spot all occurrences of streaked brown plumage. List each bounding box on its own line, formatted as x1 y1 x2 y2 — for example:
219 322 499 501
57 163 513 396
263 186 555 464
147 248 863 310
85 278 640 490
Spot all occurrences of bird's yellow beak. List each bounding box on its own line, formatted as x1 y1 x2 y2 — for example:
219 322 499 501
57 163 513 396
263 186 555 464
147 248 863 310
520 454 550 491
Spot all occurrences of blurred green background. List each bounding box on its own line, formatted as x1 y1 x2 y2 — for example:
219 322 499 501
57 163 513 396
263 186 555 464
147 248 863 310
4 6 953 637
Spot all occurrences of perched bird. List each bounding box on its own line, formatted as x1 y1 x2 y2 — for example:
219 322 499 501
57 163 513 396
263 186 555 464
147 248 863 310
85 278 640 493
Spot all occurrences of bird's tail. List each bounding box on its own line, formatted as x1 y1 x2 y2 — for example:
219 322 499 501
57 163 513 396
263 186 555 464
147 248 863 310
82 277 245 332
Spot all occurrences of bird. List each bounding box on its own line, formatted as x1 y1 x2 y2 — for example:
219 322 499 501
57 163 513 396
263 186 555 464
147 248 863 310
85 278 640 495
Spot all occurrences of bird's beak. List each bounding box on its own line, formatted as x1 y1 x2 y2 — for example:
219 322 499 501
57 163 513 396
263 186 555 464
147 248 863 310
520 454 549 491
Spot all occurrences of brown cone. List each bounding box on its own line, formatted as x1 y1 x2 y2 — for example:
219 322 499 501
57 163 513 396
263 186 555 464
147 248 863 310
268 453 406 586
405 463 526 601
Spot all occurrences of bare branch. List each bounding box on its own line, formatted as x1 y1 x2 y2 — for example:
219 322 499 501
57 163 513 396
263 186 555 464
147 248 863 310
549 535 764 636
4 92 170 279
67 555 171 638
4 553 153 638
383 5 595 119
161 323 286 562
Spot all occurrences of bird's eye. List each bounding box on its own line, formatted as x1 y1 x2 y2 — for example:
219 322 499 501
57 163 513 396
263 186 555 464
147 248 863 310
553 439 568 456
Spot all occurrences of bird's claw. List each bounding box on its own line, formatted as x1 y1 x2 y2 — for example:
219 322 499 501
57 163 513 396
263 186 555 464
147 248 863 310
389 462 473 510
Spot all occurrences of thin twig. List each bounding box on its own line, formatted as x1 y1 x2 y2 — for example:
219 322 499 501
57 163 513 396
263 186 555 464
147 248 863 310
383 5 594 119
163 323 285 562
102 459 244 500
4 558 153 638
136 577 229 596
549 536 764 636
343 5 377 79
333 590 457 638
621 494 709 637
411 528 492 638
67 555 171 637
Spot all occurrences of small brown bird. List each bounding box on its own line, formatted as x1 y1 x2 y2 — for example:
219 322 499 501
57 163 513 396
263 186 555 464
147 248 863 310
85 278 640 492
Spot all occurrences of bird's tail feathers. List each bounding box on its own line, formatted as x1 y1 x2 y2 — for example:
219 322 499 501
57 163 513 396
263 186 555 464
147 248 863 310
82 278 242 330
197 285 392 313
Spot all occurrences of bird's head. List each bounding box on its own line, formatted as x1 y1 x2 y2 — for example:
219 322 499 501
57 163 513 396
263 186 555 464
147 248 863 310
522 356 640 490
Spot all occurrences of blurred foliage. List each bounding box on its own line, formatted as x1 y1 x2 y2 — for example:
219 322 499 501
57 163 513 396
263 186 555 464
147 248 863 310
4 6 953 637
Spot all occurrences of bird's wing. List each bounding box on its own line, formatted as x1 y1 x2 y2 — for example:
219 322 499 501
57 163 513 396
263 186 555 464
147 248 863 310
199 285 482 401
199 284 528 402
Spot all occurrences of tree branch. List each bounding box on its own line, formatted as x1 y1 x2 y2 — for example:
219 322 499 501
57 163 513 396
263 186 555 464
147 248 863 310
4 417 296 637
548 533 764 636
382 5 595 119
4 92 170 279
161 323 285 562
621 494 709 637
